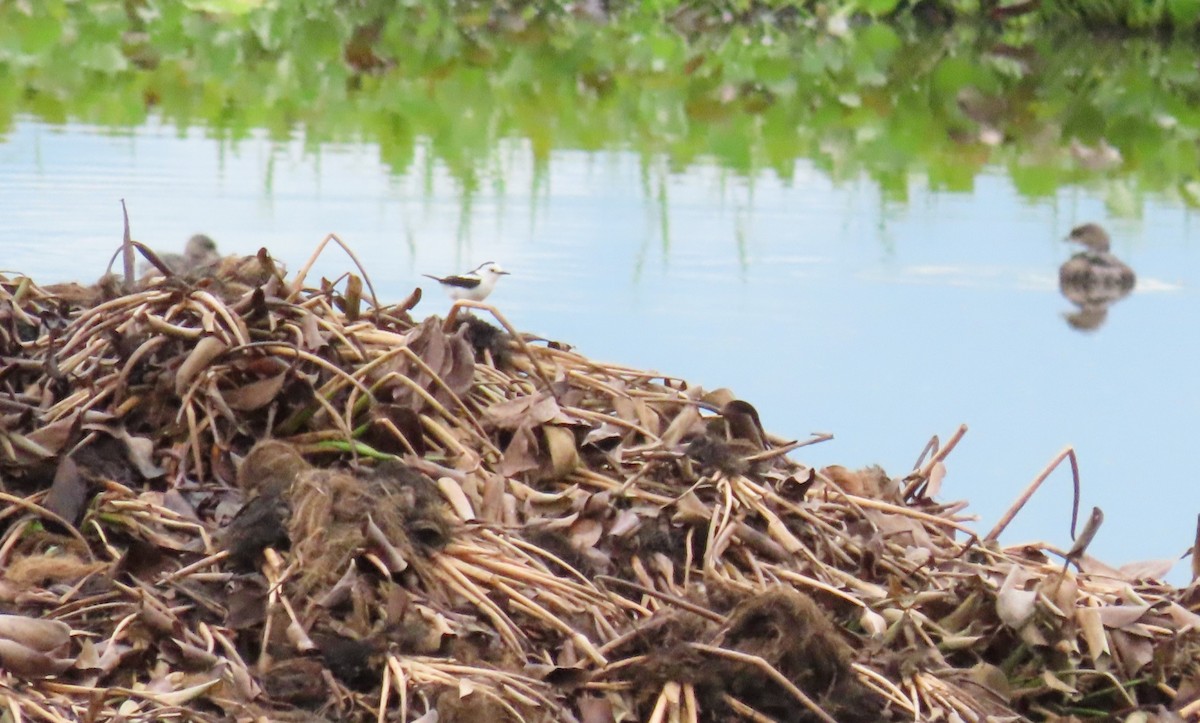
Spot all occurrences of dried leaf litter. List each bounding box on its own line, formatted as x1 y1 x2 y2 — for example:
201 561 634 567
0 254 1196 722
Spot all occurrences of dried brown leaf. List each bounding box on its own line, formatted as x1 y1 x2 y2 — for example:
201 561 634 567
578 694 616 723
1096 604 1150 629
1040 571 1078 620
0 638 75 678
569 518 604 550
659 404 702 448
224 371 287 411
860 608 887 637
498 425 540 477
701 388 736 409
925 461 946 498
24 415 80 458
0 615 71 652
541 425 579 481
1162 602 1200 632
442 326 477 394
437 477 476 522
485 393 563 430
1193 513 1200 583
42 455 89 526
1110 629 1155 677
120 433 165 478
1077 607 1109 660
174 335 229 396
1116 559 1176 582
996 568 1037 630
609 509 641 538
1041 670 1078 696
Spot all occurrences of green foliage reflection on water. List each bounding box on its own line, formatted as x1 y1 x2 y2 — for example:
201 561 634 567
2 1 1199 213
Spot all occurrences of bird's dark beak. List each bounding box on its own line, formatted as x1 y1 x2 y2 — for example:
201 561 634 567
498 270 511 275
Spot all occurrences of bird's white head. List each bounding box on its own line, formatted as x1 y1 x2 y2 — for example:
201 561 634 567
476 262 510 280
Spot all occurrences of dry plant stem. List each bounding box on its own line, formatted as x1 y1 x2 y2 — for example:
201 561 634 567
1179 697 1200 719
376 661 391 723
571 469 675 506
396 345 495 445
120 199 134 290
373 416 420 456
687 643 840 723
596 614 676 656
191 290 251 345
1068 668 1138 708
912 434 940 471
852 663 917 714
647 682 678 723
721 693 777 723
286 232 381 310
985 446 1080 543
903 423 968 499
595 575 725 623
565 405 661 439
459 548 610 606
0 494 92 554
444 299 555 389
434 555 525 652
743 433 832 463
683 682 699 723
0 518 32 568
385 656 410 721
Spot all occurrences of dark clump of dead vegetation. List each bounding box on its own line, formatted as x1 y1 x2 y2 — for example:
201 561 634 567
0 233 1199 721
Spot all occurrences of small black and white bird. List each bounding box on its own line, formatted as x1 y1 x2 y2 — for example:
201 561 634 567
423 262 510 302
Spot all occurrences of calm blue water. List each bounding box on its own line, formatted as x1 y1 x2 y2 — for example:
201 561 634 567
3 117 1197 580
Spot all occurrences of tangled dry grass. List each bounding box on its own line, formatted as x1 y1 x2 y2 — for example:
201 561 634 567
0 238 1198 722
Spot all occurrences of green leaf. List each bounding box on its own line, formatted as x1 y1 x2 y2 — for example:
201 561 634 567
856 0 902 17
1167 0 1200 27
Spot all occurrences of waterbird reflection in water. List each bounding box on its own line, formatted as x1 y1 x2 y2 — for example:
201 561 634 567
1058 223 1136 332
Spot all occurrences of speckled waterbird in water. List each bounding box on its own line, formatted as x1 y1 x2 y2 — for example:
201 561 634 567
1058 223 1136 332
1059 223 1136 292
141 234 221 276
422 261 510 302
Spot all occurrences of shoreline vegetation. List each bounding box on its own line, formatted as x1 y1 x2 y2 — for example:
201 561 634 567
0 242 1196 720
3 2 1200 212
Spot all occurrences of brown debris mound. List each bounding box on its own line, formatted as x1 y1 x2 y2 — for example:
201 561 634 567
0 251 1198 722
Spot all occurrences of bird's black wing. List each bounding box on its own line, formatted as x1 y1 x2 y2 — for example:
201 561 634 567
424 273 482 289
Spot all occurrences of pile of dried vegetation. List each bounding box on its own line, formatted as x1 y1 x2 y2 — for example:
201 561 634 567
0 238 1197 722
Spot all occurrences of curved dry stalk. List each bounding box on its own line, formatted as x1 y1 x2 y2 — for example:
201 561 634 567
742 433 832 463
189 289 251 346
372 370 496 456
0 494 93 555
444 299 554 389
851 663 916 714
595 575 724 624
687 642 839 723
395 345 493 442
452 542 614 608
985 446 1080 543
286 232 382 311
433 554 525 653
